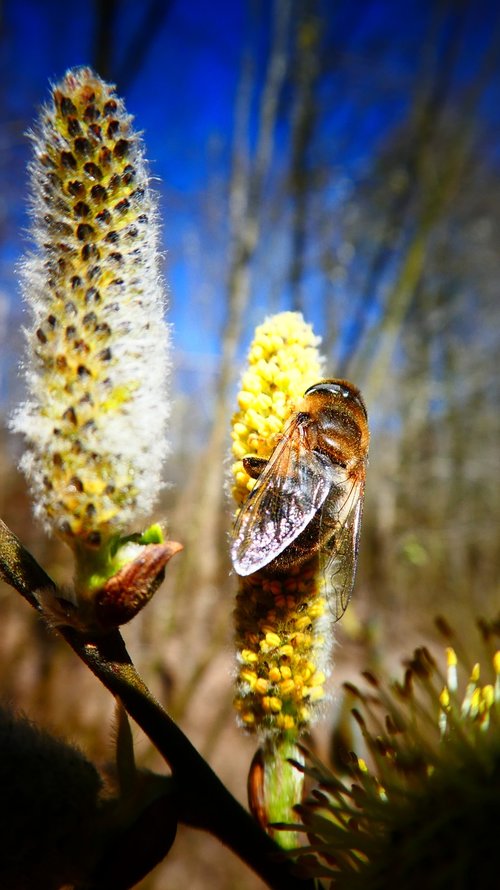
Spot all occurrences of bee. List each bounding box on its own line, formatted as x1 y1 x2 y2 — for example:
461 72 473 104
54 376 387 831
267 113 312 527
231 379 369 620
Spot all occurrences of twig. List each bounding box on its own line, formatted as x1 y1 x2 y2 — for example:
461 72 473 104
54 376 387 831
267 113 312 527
0 519 314 890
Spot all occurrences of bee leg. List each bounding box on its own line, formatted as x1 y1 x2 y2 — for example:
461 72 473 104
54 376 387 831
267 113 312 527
243 455 268 479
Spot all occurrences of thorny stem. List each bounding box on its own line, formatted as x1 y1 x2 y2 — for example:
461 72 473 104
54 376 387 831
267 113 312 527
0 520 314 890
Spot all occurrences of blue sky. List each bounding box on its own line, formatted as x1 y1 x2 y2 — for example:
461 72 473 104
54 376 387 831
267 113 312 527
1 2 248 383
1 0 499 405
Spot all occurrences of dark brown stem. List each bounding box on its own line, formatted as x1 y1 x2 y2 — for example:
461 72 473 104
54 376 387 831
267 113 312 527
0 520 313 890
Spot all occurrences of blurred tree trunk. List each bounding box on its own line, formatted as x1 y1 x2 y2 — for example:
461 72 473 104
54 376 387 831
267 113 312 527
92 0 172 88
287 0 320 314
163 0 292 715
349 14 500 401
342 0 470 387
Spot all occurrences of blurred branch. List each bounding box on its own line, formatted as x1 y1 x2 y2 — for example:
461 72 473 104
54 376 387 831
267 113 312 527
0 517 313 889
222 0 291 380
169 0 292 625
339 0 469 376
347 5 500 396
287 0 320 314
92 0 117 81
115 0 173 91
0 518 55 609
92 0 172 89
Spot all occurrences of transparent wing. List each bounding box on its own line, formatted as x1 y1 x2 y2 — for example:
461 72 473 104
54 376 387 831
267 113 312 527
231 419 340 576
320 478 365 621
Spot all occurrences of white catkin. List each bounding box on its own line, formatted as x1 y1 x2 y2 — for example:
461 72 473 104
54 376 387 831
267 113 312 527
11 67 171 542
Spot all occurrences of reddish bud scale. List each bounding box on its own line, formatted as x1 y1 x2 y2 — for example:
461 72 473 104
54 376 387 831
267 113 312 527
94 541 182 629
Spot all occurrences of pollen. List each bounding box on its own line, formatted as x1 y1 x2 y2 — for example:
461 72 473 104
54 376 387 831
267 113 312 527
233 564 331 738
240 669 258 687
439 688 450 708
230 312 323 505
231 312 334 740
276 714 296 731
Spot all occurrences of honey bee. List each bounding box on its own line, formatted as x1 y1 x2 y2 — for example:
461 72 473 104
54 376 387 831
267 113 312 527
231 379 369 620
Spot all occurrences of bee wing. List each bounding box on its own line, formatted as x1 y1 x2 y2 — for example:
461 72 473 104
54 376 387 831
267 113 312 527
231 425 340 576
321 478 365 621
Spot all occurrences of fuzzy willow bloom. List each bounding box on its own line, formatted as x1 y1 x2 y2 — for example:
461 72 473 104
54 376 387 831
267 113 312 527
11 68 174 627
12 68 169 550
291 618 500 888
231 311 324 506
231 311 327 738
231 312 331 846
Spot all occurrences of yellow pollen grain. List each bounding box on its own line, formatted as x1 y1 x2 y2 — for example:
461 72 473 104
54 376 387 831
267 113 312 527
240 669 257 687
308 601 326 618
295 615 313 631
311 671 326 686
249 344 264 361
237 391 254 410
469 688 481 715
233 422 248 438
481 685 494 709
232 441 248 460
262 696 282 714
470 663 480 683
279 644 294 658
245 408 265 431
439 687 450 708
280 679 296 696
254 392 273 411
305 686 324 702
446 647 458 667
277 714 296 731
240 649 258 664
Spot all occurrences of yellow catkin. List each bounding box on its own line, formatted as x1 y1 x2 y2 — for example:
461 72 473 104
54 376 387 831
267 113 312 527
231 312 323 506
232 312 333 738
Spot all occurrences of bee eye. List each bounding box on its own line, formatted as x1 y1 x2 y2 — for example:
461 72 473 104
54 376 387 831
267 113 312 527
305 382 343 397
304 380 367 418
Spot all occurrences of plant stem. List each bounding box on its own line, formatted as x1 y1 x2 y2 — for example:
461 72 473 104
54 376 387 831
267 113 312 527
0 519 314 889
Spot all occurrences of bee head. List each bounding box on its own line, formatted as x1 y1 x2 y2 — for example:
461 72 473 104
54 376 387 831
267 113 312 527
304 379 367 419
